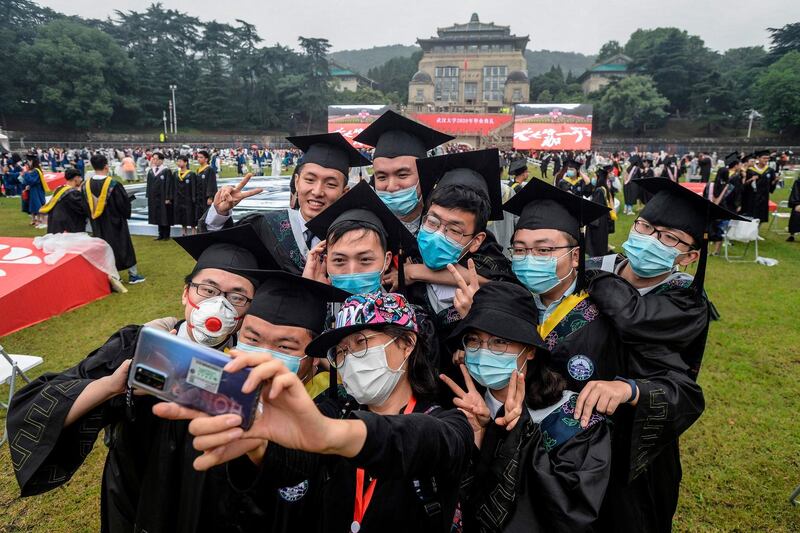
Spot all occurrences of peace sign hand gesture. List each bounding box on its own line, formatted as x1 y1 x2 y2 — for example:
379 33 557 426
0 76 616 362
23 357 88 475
440 364 491 448
495 370 526 432
447 258 480 319
213 173 264 215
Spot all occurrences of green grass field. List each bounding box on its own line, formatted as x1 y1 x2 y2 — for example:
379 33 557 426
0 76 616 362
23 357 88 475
1 176 799 532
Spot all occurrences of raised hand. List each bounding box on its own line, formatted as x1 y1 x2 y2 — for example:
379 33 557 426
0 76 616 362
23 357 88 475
440 364 491 447
448 258 479 319
573 379 636 429
302 240 330 284
212 173 263 215
495 370 526 431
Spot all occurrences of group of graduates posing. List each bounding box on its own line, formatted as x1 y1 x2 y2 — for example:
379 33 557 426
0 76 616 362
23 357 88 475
9 111 745 533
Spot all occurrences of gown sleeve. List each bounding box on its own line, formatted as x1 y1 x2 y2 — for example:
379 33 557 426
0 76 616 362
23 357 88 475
350 407 472 479
526 421 612 533
586 271 708 350
7 325 142 495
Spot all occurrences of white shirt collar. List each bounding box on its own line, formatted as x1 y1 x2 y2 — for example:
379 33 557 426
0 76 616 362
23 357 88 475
614 259 691 296
92 174 108 180
532 278 577 323
484 389 574 424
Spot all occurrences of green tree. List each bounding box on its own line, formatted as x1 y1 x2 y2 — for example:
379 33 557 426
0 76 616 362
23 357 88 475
597 40 623 63
297 36 333 132
689 70 737 134
717 46 768 112
625 28 718 113
767 22 800 61
367 51 422 103
17 19 137 128
596 75 669 133
754 51 800 136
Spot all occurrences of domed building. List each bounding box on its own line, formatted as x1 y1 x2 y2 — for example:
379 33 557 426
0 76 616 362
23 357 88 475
408 13 530 113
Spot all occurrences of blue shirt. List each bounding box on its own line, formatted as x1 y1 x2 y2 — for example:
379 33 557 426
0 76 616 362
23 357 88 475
533 279 577 324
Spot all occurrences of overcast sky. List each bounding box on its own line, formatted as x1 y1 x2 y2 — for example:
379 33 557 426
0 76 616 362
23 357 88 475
37 0 800 55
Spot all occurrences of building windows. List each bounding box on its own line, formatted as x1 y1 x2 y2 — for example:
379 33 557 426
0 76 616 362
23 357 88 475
434 66 460 101
512 88 523 102
464 82 477 103
483 65 507 101
415 88 424 102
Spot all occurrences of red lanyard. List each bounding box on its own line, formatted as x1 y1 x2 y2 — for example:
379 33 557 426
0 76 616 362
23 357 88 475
351 396 416 532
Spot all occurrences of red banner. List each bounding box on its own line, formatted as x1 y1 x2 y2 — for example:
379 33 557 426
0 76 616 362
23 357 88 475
513 104 593 150
411 113 513 136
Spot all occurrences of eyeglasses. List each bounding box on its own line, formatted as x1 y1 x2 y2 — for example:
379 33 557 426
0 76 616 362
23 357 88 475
507 245 574 259
633 219 695 249
421 214 475 245
462 334 516 355
189 283 252 308
328 332 384 369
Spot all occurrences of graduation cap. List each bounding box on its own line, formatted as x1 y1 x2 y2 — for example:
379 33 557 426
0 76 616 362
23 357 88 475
305 180 418 256
724 152 741 167
353 110 453 159
286 133 371 177
564 159 581 169
417 148 504 221
247 271 349 334
753 149 771 158
637 178 747 290
508 158 528 176
503 178 609 291
175 224 278 285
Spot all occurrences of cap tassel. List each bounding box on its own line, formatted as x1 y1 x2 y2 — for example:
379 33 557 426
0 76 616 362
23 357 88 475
577 228 586 292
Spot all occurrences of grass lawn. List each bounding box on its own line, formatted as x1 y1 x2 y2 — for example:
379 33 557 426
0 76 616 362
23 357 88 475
1 176 799 532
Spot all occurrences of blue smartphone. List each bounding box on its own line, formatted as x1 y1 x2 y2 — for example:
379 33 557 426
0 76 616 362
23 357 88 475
129 327 261 429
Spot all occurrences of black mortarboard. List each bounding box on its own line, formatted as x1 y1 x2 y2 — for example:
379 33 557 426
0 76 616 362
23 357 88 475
724 152 741 167
286 133 371 177
353 110 453 159
305 180 418 255
447 281 547 352
564 159 581 169
508 158 528 176
753 149 771 158
175 224 278 285
247 271 349 334
637 178 747 290
503 178 609 240
417 148 504 220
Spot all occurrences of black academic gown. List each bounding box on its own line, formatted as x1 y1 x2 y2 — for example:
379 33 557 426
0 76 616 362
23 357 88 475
743 166 777 223
789 178 800 234
45 186 87 233
85 179 137 271
196 166 218 206
226 392 473 533
623 166 641 206
146 168 174 226
173 170 198 227
463 396 611 533
7 325 265 533
198 209 306 274
585 186 610 257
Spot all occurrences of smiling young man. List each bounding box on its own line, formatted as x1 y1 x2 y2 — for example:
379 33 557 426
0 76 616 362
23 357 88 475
353 110 453 234
7 224 275 533
302 180 417 295
200 133 370 274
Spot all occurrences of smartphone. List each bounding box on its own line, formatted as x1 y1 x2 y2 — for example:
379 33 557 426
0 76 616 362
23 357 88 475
129 327 261 429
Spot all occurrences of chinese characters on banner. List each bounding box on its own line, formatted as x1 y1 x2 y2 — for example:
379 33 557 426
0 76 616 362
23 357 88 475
513 104 593 150
411 113 513 136
327 105 391 148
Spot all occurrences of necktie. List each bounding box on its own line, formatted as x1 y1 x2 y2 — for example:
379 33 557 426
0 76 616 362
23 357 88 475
303 230 314 250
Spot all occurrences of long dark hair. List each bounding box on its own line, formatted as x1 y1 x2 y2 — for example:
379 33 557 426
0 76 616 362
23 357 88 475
380 322 438 401
524 348 566 410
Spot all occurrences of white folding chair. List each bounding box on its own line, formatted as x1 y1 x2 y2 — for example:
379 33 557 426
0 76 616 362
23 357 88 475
767 201 791 234
723 217 760 262
1 345 43 446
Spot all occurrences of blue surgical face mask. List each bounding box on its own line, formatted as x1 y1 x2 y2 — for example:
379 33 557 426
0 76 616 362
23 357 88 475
417 227 468 271
236 342 306 375
591 177 597 186
511 248 574 295
377 185 419 216
566 169 577 178
465 347 524 390
622 232 681 278
330 270 383 294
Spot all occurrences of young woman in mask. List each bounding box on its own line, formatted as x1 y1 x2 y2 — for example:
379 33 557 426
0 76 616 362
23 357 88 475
302 181 417 296
7 225 275 533
585 162 615 257
154 292 473 533
441 281 612 533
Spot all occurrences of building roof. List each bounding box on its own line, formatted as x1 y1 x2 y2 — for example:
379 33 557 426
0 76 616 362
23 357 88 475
506 70 528 83
417 13 529 51
410 70 433 84
578 54 632 82
329 61 376 87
